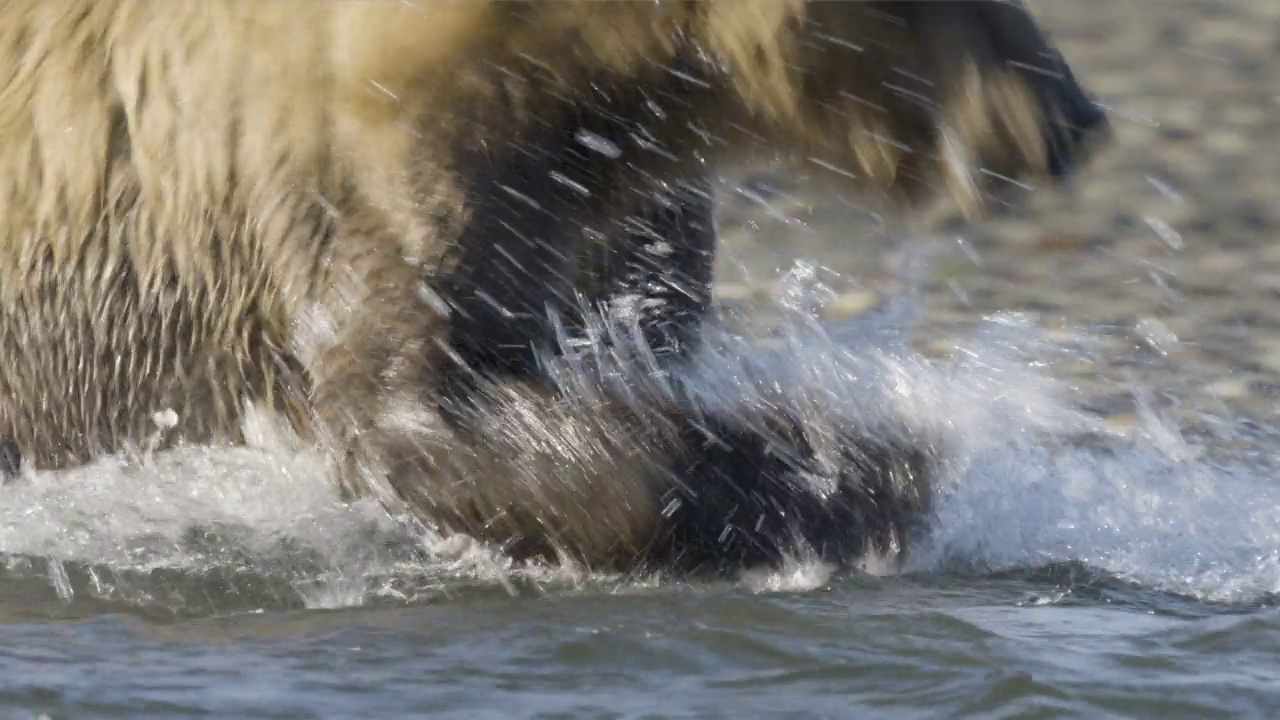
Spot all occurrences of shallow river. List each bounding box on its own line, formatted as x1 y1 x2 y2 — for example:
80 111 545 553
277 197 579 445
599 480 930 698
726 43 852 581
3 1 1280 718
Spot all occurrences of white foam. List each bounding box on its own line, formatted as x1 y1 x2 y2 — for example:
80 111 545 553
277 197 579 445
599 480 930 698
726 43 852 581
0 257 1276 608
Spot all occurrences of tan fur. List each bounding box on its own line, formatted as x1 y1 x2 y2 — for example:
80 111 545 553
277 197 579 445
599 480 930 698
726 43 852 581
0 1 1072 571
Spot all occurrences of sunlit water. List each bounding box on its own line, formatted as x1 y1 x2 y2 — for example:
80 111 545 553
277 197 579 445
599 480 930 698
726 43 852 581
1 220 1277 718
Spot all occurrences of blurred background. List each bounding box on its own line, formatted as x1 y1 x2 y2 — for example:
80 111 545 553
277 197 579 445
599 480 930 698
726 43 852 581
715 0 1280 438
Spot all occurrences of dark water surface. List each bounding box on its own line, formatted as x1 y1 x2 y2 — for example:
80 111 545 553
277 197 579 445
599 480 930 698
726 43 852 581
1 567 1278 718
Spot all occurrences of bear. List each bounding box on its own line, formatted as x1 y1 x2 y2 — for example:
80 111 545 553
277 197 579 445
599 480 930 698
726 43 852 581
0 1 1108 576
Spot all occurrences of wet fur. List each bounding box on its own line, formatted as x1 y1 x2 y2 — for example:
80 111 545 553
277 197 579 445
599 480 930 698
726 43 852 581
0 1 1106 574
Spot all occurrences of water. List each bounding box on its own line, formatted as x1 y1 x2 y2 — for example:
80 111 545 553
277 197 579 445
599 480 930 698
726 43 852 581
2 222 1279 718
7 0 1276 714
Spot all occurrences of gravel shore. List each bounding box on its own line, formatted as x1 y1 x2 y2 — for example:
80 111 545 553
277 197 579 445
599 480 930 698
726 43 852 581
713 0 1280 435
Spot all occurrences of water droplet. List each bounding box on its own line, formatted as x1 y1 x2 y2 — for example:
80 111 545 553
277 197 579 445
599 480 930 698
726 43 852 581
574 129 622 159
1136 316 1179 355
498 185 543 210
152 408 179 430
1145 174 1185 204
549 171 591 197
1143 216 1183 250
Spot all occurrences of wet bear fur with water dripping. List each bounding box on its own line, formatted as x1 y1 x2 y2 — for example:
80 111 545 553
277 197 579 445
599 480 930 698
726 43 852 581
0 1 1108 576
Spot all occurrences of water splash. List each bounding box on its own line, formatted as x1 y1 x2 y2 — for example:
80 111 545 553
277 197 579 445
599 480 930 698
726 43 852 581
0 254 1276 612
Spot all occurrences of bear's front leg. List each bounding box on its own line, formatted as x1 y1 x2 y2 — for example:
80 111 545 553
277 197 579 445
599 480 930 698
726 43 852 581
577 177 718 368
436 105 721 413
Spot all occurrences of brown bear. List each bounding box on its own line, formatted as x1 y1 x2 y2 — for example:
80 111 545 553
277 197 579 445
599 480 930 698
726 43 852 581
0 1 1107 576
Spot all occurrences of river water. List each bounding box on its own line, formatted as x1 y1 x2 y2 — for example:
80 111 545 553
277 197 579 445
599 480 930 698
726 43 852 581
3 1 1280 718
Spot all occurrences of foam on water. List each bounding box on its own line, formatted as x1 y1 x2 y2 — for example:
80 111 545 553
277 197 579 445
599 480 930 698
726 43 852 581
917 394 1280 603
1 255 1277 611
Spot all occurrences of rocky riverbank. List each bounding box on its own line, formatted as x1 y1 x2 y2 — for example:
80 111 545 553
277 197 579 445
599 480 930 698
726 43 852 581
714 0 1280 437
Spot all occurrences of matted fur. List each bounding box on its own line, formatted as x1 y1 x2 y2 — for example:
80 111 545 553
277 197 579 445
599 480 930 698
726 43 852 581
0 1 1105 573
